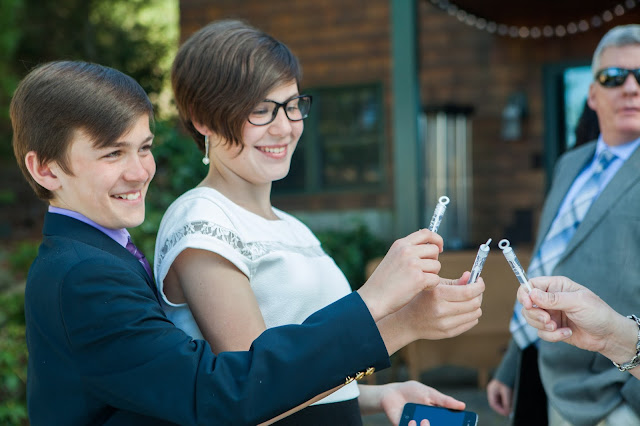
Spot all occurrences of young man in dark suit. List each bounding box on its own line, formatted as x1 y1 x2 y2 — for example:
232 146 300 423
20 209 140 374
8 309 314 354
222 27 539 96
11 61 485 425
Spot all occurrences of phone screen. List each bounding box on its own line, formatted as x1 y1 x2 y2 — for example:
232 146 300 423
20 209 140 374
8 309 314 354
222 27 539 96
399 403 478 426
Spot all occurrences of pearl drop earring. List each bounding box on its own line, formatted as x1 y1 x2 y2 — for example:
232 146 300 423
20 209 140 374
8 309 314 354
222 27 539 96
202 135 210 165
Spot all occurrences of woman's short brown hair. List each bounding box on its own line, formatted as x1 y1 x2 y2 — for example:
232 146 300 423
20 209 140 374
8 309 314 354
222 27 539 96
11 61 154 200
171 19 302 152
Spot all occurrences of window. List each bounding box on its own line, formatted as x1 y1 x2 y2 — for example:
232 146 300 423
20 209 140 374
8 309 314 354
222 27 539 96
563 65 594 150
543 61 593 185
272 83 385 194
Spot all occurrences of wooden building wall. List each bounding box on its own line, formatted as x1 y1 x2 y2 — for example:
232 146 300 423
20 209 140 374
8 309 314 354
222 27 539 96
180 0 395 214
179 0 637 245
416 1 635 243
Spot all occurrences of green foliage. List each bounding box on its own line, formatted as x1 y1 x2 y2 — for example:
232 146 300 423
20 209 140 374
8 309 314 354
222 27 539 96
0 288 25 326
129 119 206 263
0 0 23 160
7 241 39 280
0 291 27 426
13 0 176 99
1 0 178 162
0 189 16 205
315 223 388 291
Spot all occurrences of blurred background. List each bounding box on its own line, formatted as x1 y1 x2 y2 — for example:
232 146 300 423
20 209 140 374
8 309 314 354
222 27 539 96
1 1 637 424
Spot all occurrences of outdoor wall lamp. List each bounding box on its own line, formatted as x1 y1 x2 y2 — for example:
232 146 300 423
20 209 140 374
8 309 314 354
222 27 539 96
501 91 528 141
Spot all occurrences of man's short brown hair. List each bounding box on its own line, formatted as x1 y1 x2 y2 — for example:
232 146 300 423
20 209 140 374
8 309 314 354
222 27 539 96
11 61 154 200
171 19 302 152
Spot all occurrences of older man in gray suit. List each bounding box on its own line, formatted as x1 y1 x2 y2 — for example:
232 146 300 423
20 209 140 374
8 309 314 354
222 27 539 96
487 25 640 426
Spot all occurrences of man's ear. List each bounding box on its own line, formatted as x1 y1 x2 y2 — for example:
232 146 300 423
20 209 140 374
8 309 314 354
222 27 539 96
24 151 62 192
587 82 598 111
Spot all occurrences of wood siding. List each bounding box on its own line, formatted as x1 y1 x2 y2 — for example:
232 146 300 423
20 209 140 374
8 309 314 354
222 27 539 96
179 0 637 244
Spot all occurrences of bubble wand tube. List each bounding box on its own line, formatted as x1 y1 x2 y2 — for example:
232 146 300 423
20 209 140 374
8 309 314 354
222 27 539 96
428 196 450 233
498 239 532 292
467 238 492 284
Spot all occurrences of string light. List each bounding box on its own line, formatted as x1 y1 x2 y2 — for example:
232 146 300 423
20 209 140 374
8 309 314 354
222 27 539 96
430 0 637 39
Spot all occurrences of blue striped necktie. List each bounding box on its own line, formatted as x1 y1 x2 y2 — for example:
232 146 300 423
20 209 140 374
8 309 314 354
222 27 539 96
510 149 616 349
528 149 616 277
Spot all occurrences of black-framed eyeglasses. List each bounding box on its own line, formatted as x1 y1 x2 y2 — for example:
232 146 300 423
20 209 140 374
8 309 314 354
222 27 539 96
595 67 640 88
248 95 312 126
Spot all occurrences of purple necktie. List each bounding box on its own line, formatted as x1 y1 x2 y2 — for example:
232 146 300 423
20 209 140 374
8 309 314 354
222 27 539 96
126 238 153 279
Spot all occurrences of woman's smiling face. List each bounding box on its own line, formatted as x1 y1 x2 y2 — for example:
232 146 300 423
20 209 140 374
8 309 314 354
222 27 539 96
210 80 303 185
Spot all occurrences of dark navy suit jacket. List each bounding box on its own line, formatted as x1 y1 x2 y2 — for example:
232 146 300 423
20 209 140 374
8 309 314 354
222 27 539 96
25 213 390 425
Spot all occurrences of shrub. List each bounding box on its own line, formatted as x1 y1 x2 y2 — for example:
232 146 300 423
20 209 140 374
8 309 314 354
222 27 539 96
7 241 39 281
0 290 28 426
315 223 388 291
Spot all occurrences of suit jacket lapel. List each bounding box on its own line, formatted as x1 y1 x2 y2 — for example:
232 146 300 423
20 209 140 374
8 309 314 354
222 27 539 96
43 213 156 291
563 144 640 257
532 143 596 256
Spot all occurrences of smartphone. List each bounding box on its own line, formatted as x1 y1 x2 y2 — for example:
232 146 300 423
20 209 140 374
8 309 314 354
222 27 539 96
399 403 478 426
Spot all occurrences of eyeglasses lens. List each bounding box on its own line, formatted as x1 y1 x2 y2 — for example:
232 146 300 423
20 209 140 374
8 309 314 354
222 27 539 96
249 96 312 126
287 96 311 121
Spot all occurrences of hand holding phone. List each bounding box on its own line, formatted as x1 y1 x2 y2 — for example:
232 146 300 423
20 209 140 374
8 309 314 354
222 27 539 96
399 403 478 426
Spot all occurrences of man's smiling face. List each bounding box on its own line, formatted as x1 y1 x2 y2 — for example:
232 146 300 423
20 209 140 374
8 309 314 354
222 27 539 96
49 114 156 229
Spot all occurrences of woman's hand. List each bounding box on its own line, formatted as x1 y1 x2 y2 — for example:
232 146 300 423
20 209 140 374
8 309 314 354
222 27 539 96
358 229 443 322
359 381 465 425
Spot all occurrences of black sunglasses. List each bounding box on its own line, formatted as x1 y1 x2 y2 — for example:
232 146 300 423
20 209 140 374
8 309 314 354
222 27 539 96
595 67 640 88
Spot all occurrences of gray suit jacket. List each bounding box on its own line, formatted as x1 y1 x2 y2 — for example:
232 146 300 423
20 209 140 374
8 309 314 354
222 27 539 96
495 140 640 425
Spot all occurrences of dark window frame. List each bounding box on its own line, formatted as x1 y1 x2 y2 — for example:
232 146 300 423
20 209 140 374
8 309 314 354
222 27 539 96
272 82 387 197
542 60 591 191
